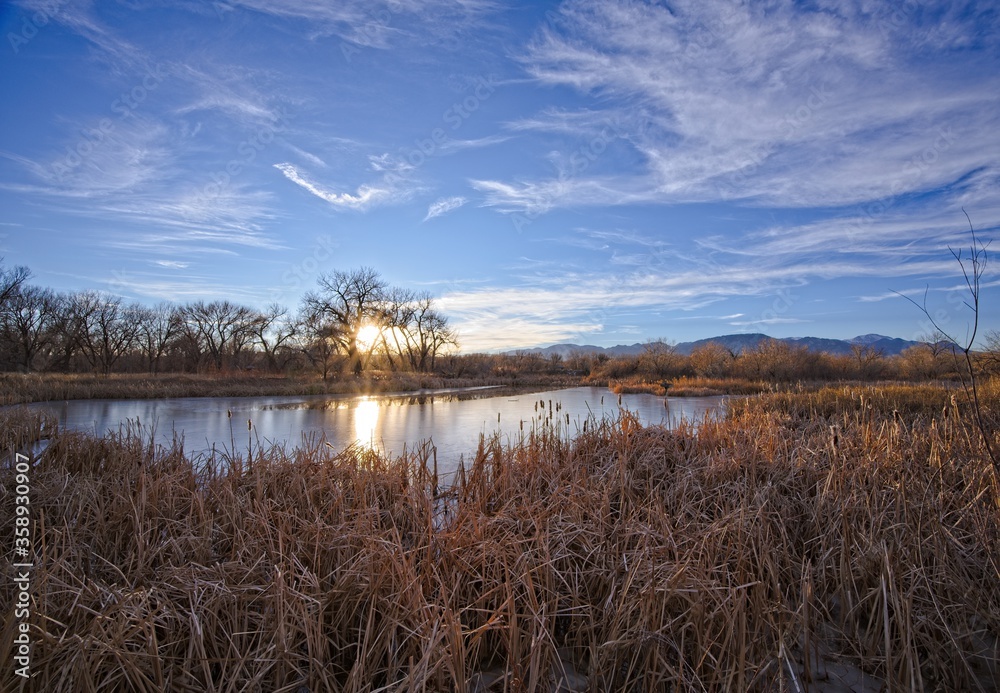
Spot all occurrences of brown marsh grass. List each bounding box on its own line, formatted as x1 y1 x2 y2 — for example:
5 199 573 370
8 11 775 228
665 377 772 397
1 383 998 691
600 375 772 397
608 376 773 397
608 378 668 396
0 372 576 406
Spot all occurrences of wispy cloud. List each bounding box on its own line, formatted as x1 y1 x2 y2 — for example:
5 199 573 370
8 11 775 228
424 196 467 221
0 108 282 250
472 0 1000 216
437 134 512 152
274 163 391 211
106 271 272 304
1 117 172 198
218 0 499 48
274 152 424 211
4 0 996 349
728 317 809 327
472 176 648 215
439 285 605 351
439 269 774 351
173 64 282 125
440 215 999 351
857 279 1000 303
284 143 327 168
16 0 151 71
673 312 745 321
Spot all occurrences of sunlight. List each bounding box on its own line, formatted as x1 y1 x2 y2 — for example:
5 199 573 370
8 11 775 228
355 323 381 351
353 397 379 448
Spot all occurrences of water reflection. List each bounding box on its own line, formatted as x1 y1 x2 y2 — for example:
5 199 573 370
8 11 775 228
353 398 379 448
20 386 727 475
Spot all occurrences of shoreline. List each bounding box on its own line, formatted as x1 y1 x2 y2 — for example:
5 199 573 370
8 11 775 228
0 372 580 406
2 370 965 408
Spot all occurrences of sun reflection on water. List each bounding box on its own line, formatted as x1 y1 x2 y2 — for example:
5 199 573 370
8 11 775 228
353 398 380 448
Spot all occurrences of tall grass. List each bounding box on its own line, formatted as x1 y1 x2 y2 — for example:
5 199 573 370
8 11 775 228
605 376 773 397
664 376 772 397
1 383 998 691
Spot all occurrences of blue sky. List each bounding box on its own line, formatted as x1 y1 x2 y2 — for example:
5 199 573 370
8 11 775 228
1 0 998 352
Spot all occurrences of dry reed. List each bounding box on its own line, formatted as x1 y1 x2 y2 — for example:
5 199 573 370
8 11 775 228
664 377 772 397
608 379 668 397
1 383 998 691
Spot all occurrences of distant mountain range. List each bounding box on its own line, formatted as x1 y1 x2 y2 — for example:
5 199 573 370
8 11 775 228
514 333 926 359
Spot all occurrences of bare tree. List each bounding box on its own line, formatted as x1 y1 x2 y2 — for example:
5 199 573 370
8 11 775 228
897 212 998 477
250 304 297 371
898 344 938 379
42 292 91 372
690 341 734 378
0 260 30 308
922 330 954 360
136 302 181 374
639 339 681 378
896 331 955 379
179 300 258 371
0 285 60 371
427 312 458 371
398 293 458 372
982 329 1000 376
377 286 416 371
850 343 885 379
303 267 389 375
295 304 342 382
565 350 596 375
76 292 142 375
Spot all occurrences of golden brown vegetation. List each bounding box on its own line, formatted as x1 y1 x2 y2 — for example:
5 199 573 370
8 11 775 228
606 376 771 397
663 376 772 397
608 378 668 396
1 383 998 691
0 372 576 407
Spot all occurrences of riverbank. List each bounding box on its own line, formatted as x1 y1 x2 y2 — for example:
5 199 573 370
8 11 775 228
1 371 954 407
2 383 997 691
0 372 580 406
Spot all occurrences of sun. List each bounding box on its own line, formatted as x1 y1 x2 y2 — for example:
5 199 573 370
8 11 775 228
355 323 382 351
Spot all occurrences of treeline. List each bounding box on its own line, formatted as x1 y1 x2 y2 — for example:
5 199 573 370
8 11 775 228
447 336 1000 384
0 263 457 378
577 336 1000 382
3 259 997 384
